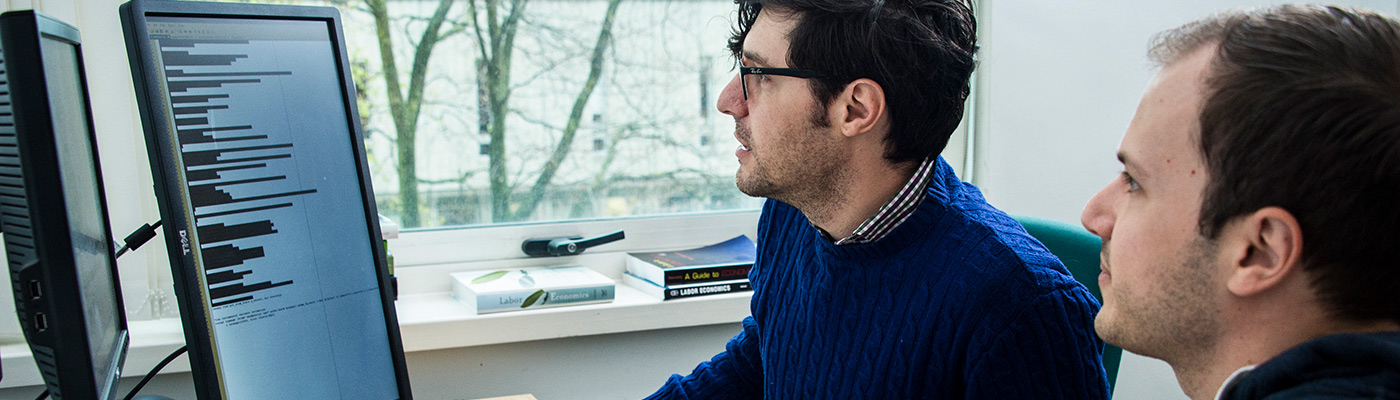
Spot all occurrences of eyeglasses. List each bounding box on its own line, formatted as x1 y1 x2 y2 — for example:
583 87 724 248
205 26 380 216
738 66 823 100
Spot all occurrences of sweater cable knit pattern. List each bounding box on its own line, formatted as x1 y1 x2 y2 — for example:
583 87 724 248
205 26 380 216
645 157 1110 399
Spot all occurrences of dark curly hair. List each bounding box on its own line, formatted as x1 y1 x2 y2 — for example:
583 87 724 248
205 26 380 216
726 0 977 163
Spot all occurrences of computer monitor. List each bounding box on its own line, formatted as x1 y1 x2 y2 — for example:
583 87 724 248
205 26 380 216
120 0 411 398
0 10 130 400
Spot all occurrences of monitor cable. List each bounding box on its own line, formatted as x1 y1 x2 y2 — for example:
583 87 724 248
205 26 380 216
31 343 187 400
116 220 187 400
114 220 162 258
122 345 187 400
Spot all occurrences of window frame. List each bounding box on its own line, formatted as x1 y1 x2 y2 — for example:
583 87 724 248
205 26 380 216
388 210 762 273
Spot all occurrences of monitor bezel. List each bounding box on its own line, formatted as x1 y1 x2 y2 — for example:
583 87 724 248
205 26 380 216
0 9 130 399
118 0 411 398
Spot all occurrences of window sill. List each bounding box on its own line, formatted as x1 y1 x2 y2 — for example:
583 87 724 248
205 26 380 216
397 283 752 352
389 209 760 352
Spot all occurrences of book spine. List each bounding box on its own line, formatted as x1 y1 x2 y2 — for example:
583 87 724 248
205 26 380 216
473 285 615 314
452 279 481 312
662 264 752 286
663 280 753 300
626 256 665 286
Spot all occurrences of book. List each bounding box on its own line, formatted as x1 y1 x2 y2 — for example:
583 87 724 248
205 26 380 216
625 235 756 286
451 266 614 314
623 273 753 300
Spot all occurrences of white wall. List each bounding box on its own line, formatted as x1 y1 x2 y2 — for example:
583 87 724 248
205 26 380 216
972 1 1399 399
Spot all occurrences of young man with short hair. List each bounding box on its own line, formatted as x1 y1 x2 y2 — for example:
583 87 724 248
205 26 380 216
1082 5 1400 399
646 0 1109 398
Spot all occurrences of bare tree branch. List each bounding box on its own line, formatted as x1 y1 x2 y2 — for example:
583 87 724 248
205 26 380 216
511 0 623 219
365 0 457 226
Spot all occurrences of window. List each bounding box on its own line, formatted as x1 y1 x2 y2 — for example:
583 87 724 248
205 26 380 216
336 0 760 230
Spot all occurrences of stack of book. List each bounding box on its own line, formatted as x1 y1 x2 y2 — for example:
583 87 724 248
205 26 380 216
622 235 756 300
451 266 615 314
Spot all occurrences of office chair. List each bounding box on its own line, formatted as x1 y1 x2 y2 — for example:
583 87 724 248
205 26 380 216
1013 215 1123 395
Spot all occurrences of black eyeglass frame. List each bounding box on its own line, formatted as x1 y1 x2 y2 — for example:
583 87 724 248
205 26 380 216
739 66 823 100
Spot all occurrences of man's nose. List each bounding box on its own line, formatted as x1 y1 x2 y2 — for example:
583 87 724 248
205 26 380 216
717 73 747 118
1081 183 1117 241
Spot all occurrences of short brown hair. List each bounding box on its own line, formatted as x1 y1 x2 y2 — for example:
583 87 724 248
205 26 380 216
1152 5 1400 325
727 0 978 163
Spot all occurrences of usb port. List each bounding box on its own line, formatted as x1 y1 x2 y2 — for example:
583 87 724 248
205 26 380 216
33 312 47 331
26 280 40 299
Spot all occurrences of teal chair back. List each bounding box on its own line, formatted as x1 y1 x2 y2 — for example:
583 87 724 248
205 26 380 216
1013 215 1122 395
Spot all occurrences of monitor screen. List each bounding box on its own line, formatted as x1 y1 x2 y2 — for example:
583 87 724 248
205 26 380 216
0 10 129 399
120 0 411 398
46 33 125 396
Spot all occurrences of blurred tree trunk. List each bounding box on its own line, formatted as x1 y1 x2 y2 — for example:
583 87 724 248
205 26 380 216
366 0 457 227
475 0 623 222
364 0 624 225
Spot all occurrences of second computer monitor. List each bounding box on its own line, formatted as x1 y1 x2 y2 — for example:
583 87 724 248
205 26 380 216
0 10 129 400
120 0 411 398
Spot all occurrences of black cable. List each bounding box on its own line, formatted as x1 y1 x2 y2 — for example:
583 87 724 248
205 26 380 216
123 345 187 400
114 220 162 258
33 334 186 399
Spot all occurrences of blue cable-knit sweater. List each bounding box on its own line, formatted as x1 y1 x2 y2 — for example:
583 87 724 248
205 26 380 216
646 158 1110 399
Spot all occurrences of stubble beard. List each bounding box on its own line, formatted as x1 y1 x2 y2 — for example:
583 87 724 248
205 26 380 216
733 107 843 208
1096 236 1223 366
734 122 769 197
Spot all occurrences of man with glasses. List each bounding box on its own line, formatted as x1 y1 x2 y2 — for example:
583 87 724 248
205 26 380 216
645 0 1108 398
1081 6 1400 399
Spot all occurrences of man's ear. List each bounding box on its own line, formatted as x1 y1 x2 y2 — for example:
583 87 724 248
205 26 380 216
835 78 887 138
1224 207 1304 297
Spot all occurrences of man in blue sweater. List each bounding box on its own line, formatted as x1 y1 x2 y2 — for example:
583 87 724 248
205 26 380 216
645 0 1109 398
1081 6 1400 400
